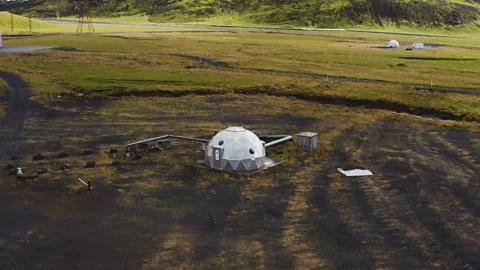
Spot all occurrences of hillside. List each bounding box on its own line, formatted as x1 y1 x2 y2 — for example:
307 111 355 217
2 0 480 29
0 11 58 32
145 0 480 28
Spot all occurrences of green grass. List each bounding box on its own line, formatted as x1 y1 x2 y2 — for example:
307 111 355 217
140 0 480 30
1 32 479 122
55 63 255 93
43 31 477 88
0 12 205 33
0 11 58 32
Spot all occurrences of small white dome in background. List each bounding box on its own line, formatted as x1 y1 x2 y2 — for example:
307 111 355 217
205 127 266 171
387 40 400 48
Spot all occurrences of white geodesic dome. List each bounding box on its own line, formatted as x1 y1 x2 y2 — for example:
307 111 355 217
387 40 400 48
205 127 266 171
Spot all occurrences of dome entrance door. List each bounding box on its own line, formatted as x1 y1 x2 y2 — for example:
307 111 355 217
213 147 222 168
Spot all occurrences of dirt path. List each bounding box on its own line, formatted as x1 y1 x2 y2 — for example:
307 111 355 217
0 71 29 156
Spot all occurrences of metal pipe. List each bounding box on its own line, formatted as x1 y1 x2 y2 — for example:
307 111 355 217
127 135 169 147
264 135 293 148
170 135 209 143
127 135 208 148
128 134 289 148
259 135 291 139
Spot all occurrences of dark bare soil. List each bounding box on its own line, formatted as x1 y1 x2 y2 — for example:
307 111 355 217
308 121 480 269
84 86 477 122
0 96 479 269
0 72 29 132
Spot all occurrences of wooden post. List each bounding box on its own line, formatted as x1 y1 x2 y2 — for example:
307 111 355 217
78 178 92 191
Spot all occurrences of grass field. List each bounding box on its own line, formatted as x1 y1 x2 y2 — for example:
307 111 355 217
0 12 205 34
2 31 480 121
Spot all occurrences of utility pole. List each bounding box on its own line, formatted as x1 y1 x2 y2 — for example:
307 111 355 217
29 0 32 33
75 0 96 33
10 12 14 32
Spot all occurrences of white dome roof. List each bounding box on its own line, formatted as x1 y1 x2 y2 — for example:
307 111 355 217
387 40 400 48
205 127 266 171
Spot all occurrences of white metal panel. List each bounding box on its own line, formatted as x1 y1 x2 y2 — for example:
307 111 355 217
413 43 424 49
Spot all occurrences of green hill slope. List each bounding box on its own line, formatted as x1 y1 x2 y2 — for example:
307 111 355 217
0 11 58 32
7 0 480 29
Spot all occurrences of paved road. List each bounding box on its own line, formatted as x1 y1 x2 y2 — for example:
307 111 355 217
0 46 57 53
29 18 480 50
38 18 480 40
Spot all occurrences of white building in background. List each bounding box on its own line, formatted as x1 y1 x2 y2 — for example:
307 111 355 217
413 43 424 49
0 33 3 48
387 40 400 48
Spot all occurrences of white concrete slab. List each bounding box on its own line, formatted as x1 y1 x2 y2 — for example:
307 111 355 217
0 46 57 53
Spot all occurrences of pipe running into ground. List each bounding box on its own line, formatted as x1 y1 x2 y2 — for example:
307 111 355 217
127 134 292 149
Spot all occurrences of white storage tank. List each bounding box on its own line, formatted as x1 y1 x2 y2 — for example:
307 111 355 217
413 43 424 49
0 33 3 48
387 40 400 48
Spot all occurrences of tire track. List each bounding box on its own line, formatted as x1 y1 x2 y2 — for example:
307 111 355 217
0 71 29 156
307 120 480 268
323 125 430 269
281 166 327 269
421 132 480 217
359 120 480 268
351 123 452 268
